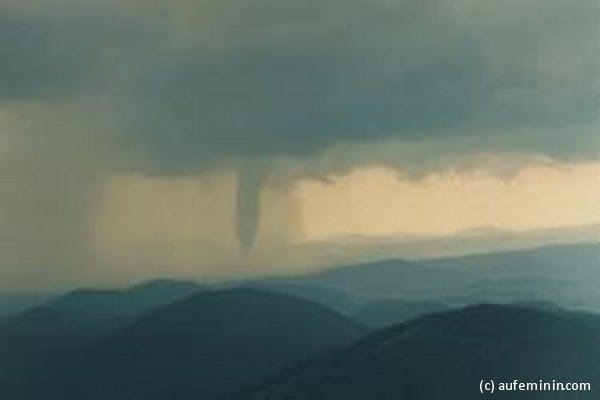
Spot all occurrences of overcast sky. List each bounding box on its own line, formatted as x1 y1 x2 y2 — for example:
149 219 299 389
0 0 599 290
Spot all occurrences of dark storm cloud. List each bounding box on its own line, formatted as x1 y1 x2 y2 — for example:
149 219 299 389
0 19 94 98
0 17 133 99
129 41 488 165
0 0 598 289
2 0 598 171
118 0 600 171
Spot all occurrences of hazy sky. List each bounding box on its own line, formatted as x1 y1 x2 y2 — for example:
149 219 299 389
0 0 599 290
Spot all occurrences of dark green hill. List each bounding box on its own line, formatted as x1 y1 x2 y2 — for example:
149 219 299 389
244 282 357 314
240 305 600 400
0 279 203 386
62 289 368 400
0 293 50 319
351 299 449 327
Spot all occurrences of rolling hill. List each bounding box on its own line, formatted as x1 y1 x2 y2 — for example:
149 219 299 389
239 304 600 399
289 243 600 310
351 299 450 327
45 289 368 400
0 279 203 387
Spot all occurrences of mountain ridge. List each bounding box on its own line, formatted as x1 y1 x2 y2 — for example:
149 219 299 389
238 304 600 399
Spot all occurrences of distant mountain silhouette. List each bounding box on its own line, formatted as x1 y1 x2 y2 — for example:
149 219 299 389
511 300 564 313
56 289 367 400
351 299 450 327
239 305 600 399
244 281 357 314
0 279 203 390
292 223 600 265
0 293 51 319
3 243 599 399
242 283 455 328
48 279 203 320
292 243 600 310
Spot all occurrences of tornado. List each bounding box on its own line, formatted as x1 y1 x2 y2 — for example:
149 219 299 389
235 161 264 256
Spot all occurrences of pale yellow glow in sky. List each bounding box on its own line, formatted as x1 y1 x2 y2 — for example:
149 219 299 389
295 163 600 241
93 171 302 277
93 172 239 278
94 161 600 275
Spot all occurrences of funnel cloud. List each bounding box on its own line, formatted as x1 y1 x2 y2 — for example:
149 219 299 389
236 161 265 254
0 0 598 289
